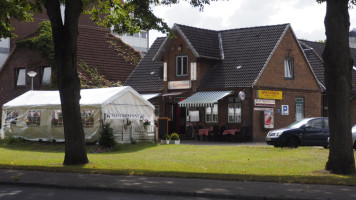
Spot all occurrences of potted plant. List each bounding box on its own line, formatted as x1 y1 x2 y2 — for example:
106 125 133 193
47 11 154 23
160 134 171 144
124 118 132 129
143 119 151 130
170 133 180 144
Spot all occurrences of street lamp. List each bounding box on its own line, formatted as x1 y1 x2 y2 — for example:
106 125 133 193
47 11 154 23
27 71 37 90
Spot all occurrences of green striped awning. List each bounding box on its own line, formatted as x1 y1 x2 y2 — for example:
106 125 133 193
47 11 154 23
179 91 233 107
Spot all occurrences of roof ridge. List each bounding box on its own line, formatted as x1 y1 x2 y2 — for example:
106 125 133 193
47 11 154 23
220 23 290 33
174 23 290 34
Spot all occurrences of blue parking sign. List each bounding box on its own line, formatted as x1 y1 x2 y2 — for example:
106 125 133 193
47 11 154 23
282 105 289 115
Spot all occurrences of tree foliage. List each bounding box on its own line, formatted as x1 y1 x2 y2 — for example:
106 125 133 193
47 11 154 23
1 0 219 165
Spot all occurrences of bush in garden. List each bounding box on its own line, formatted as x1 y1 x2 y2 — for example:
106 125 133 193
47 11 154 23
99 122 116 147
170 133 180 140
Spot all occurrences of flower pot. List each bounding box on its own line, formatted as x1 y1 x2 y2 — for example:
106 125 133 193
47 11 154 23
170 140 180 144
160 139 170 145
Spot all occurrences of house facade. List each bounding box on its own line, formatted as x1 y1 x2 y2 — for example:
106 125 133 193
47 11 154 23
125 24 322 141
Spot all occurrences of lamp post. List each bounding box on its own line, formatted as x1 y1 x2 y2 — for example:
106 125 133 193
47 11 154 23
27 71 37 90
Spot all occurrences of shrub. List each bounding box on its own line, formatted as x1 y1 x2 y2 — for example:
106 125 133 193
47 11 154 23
170 133 180 140
99 122 116 147
161 134 171 140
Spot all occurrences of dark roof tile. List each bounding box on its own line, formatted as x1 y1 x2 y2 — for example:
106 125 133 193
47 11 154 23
124 37 165 92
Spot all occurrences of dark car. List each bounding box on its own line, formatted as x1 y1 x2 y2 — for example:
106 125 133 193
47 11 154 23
265 117 329 148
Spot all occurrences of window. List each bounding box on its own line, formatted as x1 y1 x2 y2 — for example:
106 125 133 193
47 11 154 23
81 110 94 128
295 97 304 121
141 31 147 39
51 110 63 127
5 110 19 125
26 110 41 127
15 68 26 86
206 104 218 123
154 105 159 119
42 67 51 85
176 56 188 76
228 103 241 123
307 119 323 129
228 97 241 123
284 58 294 79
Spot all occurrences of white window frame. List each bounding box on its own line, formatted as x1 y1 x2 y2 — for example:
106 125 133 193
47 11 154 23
228 103 241 123
41 67 52 85
190 62 197 81
16 68 26 86
284 58 294 79
176 55 188 76
205 104 218 123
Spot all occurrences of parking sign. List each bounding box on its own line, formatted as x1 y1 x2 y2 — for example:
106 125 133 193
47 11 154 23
282 105 289 115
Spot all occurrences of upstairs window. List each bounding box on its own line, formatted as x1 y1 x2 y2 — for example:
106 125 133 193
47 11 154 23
15 68 26 86
284 58 294 79
176 56 188 76
41 67 51 85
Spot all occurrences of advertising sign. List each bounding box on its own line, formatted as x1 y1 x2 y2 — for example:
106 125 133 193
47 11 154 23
281 105 289 115
168 80 191 89
257 90 283 100
254 99 275 107
105 113 144 120
264 110 274 129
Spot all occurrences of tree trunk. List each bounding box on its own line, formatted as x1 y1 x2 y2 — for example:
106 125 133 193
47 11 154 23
45 0 88 165
323 0 355 174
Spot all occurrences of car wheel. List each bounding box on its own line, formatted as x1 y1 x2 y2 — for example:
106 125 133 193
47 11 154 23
287 137 299 148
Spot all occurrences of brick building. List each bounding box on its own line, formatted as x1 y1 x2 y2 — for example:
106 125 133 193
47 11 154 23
0 13 141 117
125 24 322 141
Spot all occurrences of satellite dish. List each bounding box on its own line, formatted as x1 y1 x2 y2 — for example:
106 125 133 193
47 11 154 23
238 91 246 101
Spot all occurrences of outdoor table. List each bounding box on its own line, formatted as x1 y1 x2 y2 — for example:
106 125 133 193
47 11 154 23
222 129 240 136
198 128 212 136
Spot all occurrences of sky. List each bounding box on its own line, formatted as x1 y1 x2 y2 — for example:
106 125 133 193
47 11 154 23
148 0 356 47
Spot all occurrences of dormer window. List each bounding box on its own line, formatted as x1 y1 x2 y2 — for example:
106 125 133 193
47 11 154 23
176 55 188 76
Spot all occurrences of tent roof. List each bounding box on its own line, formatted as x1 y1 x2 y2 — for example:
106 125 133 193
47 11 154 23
3 86 153 109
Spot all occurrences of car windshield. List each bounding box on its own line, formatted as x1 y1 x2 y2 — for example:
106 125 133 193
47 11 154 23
287 118 311 129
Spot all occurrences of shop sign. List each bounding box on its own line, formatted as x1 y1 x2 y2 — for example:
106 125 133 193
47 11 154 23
281 105 289 115
254 99 275 107
257 90 282 100
105 113 144 120
168 80 191 89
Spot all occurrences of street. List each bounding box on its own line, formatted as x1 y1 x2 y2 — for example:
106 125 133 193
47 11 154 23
0 184 234 200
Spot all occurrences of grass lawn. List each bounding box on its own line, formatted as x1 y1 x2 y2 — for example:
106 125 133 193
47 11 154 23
1 139 356 186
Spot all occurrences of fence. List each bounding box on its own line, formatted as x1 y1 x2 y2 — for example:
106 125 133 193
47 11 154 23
113 125 156 144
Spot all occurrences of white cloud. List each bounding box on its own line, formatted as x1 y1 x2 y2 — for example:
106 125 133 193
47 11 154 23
149 0 356 46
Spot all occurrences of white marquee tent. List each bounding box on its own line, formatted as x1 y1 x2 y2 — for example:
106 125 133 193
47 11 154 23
1 86 155 142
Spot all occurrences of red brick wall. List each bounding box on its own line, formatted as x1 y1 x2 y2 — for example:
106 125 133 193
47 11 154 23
252 28 322 141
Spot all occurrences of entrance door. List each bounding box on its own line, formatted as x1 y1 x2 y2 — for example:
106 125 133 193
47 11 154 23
295 97 304 121
173 104 187 135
